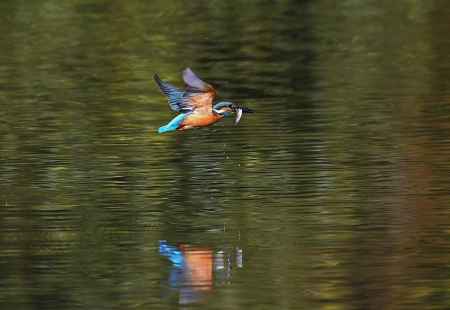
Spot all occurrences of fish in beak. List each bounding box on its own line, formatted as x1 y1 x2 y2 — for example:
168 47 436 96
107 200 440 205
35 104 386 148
231 104 253 125
234 108 243 125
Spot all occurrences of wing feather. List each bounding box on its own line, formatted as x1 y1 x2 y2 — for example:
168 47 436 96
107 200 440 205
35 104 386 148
183 68 211 91
154 69 216 113
182 68 216 112
154 74 193 113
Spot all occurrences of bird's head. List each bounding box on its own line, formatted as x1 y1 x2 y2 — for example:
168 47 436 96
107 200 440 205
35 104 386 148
213 101 254 125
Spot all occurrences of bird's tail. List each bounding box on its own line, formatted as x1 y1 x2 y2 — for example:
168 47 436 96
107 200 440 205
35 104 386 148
157 113 187 134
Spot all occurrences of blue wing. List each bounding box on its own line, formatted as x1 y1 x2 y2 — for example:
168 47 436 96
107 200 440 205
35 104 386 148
154 74 193 113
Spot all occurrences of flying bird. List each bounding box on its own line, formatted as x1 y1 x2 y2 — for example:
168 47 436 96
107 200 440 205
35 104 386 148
154 68 253 133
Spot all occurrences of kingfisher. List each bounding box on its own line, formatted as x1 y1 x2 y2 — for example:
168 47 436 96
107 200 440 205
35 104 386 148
154 68 253 133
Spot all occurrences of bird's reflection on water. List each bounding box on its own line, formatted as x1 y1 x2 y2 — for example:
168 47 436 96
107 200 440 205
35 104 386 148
159 241 243 305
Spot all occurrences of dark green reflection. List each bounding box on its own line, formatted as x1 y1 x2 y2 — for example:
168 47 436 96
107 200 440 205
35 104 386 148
1 1 450 309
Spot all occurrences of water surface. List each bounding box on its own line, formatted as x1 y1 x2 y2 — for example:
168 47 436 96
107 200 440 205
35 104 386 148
1 1 450 309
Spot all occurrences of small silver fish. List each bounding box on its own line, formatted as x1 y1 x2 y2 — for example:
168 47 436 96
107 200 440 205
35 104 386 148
231 104 253 125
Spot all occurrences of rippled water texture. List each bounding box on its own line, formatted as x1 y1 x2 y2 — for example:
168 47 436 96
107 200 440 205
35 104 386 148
1 1 450 309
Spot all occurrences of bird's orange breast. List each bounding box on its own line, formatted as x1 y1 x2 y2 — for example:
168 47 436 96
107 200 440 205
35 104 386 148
180 113 223 129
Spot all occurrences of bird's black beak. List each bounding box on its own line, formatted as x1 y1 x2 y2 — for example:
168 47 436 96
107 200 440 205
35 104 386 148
239 106 254 113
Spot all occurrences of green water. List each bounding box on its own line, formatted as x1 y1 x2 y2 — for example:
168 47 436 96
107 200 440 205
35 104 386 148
1 1 450 309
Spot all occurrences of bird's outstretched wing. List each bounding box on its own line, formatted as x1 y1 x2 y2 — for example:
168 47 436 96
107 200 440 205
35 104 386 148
154 74 192 113
154 68 217 114
182 68 217 113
